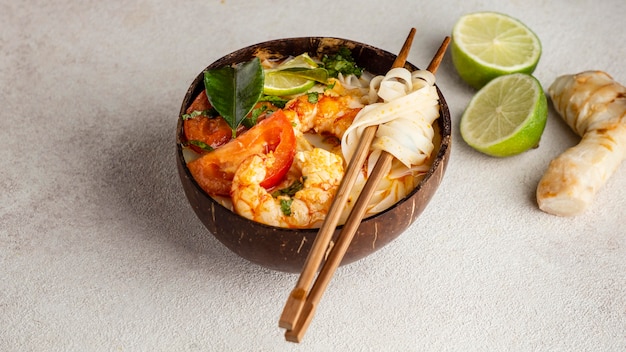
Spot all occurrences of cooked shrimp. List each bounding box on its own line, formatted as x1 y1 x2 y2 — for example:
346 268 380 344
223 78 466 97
284 93 363 139
231 148 344 228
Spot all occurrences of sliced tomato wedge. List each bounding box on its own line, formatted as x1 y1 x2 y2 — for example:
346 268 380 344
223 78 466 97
186 109 296 196
183 91 234 152
183 91 278 153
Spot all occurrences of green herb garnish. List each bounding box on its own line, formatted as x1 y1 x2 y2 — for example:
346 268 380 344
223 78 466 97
321 47 363 78
242 105 272 128
273 179 306 216
307 92 319 104
203 57 264 138
258 95 289 109
187 140 214 152
279 199 293 216
181 108 218 120
272 179 305 198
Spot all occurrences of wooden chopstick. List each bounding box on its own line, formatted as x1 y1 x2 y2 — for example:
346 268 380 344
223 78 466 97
278 28 417 331
278 125 377 328
426 36 450 75
284 35 451 343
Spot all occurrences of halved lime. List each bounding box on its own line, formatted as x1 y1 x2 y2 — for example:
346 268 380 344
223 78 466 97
263 53 322 95
460 73 548 157
263 71 316 96
278 53 318 69
451 11 542 89
277 67 328 83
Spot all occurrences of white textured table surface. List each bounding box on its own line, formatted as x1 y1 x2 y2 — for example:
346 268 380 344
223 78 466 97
2 1 625 351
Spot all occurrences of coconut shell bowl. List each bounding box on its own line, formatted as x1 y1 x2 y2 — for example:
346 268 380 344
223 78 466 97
176 37 451 273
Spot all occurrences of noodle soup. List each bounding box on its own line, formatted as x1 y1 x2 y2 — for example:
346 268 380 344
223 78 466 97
176 37 451 272
181 47 440 229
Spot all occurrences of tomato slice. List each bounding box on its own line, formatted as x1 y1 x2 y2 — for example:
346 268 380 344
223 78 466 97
183 92 279 153
183 91 234 153
186 109 296 196
186 89 211 112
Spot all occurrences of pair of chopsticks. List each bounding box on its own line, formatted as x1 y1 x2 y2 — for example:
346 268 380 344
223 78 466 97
279 29 450 343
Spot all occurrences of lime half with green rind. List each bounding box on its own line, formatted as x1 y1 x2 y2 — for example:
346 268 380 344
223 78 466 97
460 73 548 157
451 11 542 89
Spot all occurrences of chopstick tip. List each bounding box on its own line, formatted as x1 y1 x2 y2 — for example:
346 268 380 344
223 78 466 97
279 288 307 330
426 36 451 74
284 329 302 343
284 302 317 344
